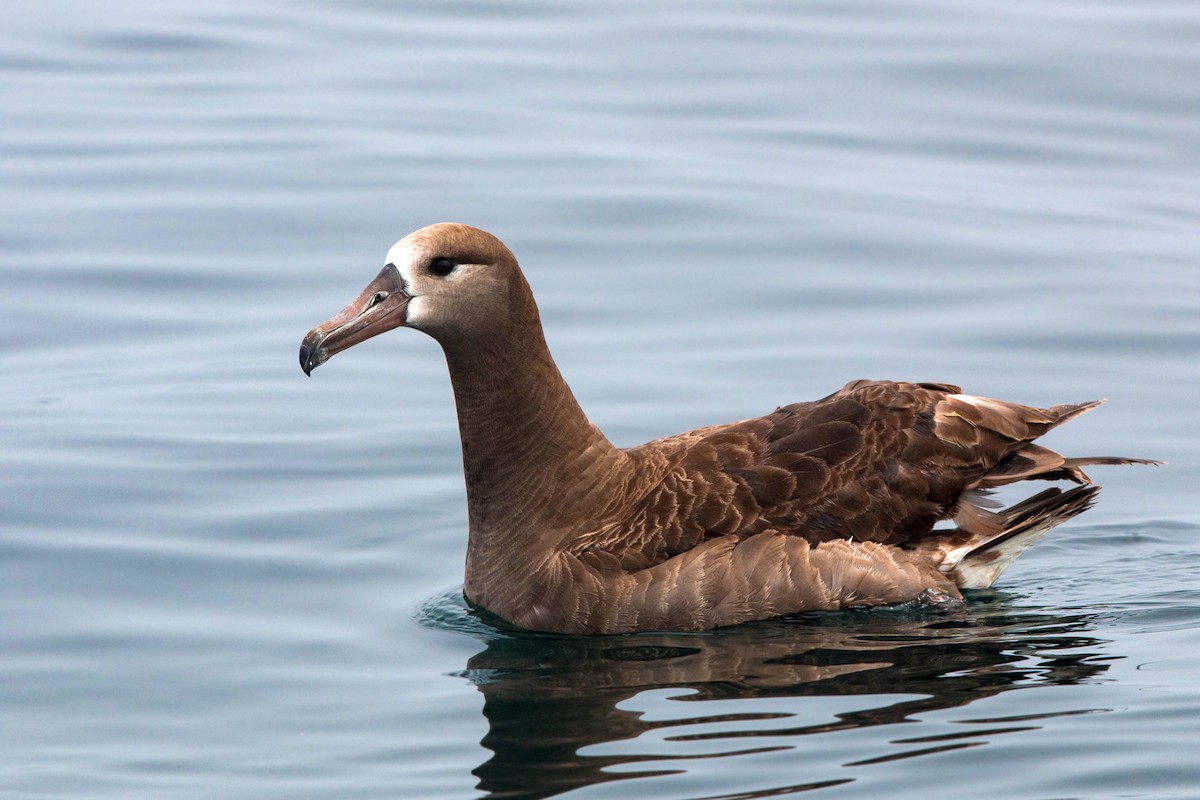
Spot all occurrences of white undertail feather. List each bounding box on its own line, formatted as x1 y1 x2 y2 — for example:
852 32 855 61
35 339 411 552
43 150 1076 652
940 485 1100 589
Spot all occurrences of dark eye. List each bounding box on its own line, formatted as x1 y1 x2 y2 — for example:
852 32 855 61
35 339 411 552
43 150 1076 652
429 257 457 277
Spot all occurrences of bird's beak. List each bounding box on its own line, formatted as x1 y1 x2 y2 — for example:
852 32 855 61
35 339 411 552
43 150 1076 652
300 264 410 375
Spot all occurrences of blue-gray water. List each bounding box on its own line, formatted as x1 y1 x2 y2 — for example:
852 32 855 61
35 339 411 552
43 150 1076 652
3 2 1199 798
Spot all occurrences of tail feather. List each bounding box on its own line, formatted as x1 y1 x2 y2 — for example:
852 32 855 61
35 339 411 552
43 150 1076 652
1044 398 1106 426
982 451 1162 488
940 485 1100 590
929 395 1160 590
1062 456 1163 471
962 485 1098 560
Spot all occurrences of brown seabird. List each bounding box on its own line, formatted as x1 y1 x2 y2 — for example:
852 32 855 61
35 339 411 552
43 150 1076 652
300 223 1157 634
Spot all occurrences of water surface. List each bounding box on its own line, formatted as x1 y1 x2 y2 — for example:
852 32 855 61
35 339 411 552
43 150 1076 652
2 2 1198 798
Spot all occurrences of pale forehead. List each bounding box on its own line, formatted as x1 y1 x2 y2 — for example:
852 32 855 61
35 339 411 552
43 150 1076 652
385 236 423 267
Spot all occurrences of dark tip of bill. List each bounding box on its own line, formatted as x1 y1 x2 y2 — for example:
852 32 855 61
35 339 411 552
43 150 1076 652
299 345 316 376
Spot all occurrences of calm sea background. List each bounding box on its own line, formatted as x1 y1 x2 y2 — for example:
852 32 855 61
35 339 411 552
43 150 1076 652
3 2 1198 798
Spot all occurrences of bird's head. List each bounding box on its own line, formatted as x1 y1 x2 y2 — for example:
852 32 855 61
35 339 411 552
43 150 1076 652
299 222 525 375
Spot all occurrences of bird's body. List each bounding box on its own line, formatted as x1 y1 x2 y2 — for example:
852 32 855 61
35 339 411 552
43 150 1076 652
300 223 1156 634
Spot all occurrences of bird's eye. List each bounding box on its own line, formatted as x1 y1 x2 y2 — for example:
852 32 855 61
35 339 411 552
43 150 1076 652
429 257 457 277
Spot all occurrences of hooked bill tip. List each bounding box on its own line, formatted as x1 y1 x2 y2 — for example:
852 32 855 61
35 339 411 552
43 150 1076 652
299 330 326 376
299 350 323 376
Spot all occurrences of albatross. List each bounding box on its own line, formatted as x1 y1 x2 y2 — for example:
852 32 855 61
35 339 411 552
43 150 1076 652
299 223 1157 634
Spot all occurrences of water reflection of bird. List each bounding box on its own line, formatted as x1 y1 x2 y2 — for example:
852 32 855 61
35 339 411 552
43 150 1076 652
302 223 1156 634
422 597 1111 800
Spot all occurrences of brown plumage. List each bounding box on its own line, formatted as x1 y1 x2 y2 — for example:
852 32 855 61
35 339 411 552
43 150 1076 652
299 223 1158 634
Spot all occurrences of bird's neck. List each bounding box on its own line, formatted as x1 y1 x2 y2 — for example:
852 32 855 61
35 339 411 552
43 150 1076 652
436 305 631 587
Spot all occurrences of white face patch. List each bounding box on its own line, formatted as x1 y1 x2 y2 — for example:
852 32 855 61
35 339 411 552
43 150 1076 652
385 236 430 326
385 237 422 288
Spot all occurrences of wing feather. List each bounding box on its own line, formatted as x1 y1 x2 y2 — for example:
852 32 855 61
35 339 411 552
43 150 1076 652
573 380 1126 570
